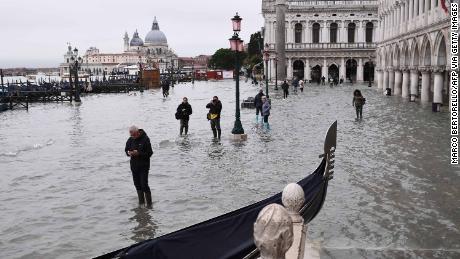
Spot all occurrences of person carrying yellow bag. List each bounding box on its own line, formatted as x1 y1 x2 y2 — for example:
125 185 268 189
206 96 223 140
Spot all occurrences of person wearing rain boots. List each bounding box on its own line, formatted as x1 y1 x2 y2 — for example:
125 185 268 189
125 126 153 208
261 96 271 130
206 96 222 140
254 89 265 123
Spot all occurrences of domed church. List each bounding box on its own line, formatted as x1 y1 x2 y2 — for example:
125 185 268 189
61 17 179 77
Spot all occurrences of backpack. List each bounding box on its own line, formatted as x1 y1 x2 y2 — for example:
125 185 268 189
175 111 181 120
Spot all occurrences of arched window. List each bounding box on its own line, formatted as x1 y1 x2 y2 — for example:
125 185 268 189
330 23 338 43
295 23 303 43
365 22 374 43
312 23 320 43
348 23 356 43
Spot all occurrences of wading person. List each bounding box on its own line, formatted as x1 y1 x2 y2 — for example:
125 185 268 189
206 96 222 140
352 89 366 120
254 89 265 123
261 96 271 130
281 80 289 99
299 79 304 93
125 126 153 208
161 80 170 98
176 97 193 135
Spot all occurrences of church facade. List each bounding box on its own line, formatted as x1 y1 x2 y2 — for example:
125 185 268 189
262 0 379 83
60 17 178 77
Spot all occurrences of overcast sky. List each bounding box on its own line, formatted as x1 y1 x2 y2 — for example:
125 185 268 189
0 0 264 68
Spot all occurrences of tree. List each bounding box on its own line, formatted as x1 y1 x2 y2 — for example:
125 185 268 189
209 48 247 70
209 48 235 70
247 32 263 57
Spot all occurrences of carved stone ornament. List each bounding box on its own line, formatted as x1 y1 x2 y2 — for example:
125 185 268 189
282 183 305 223
254 204 294 259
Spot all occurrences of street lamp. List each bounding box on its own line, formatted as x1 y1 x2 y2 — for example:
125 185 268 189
229 13 245 135
263 43 270 98
68 48 82 102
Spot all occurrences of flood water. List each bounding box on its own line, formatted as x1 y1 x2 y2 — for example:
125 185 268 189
0 80 458 259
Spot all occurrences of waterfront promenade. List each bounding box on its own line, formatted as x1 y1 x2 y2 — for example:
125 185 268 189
0 81 457 258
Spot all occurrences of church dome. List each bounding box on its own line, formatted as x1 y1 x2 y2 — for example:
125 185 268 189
130 30 144 46
145 17 168 46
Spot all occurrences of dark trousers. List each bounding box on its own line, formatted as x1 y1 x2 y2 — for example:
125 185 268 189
210 118 221 138
132 169 150 193
263 115 269 123
180 119 189 135
283 90 289 99
355 105 363 118
256 106 262 115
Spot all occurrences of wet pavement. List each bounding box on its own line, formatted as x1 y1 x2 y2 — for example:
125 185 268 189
0 80 458 258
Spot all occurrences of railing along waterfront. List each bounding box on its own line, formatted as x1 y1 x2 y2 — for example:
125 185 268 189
267 42 377 50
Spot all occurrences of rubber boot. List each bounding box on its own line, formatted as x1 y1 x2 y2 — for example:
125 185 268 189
255 115 259 123
212 129 217 138
137 190 145 206
180 126 184 136
144 191 152 208
185 126 188 135
217 129 221 140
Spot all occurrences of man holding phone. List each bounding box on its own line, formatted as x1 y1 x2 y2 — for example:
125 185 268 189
125 126 153 208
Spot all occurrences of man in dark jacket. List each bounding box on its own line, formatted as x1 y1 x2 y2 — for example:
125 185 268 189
254 89 265 123
161 80 170 98
176 97 193 135
281 80 289 99
206 96 222 139
125 126 153 207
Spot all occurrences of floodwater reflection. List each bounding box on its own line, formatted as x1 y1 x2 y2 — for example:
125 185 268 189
129 207 158 243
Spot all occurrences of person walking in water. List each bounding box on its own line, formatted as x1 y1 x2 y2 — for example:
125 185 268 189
161 79 170 98
261 96 271 130
299 79 304 93
281 80 289 99
352 89 366 120
125 126 153 208
176 97 193 135
254 89 265 123
206 96 222 140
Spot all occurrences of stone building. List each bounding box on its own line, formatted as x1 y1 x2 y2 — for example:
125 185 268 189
60 17 179 77
262 0 379 83
375 0 450 106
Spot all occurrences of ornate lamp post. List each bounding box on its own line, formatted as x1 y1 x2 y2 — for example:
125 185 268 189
263 43 270 98
229 13 245 135
68 48 83 102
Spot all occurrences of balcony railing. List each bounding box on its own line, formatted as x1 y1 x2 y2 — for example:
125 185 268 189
267 42 377 50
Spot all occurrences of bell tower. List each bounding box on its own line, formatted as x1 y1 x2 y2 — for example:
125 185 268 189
123 31 130 52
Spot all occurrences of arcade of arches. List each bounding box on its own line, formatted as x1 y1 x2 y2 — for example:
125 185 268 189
275 57 374 83
376 33 449 105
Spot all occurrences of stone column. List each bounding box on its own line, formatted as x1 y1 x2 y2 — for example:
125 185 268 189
377 69 383 89
322 59 328 79
288 22 294 43
287 58 293 80
357 58 364 81
304 59 311 81
276 0 287 80
414 0 419 22
409 0 414 27
400 4 405 34
383 69 389 94
340 58 346 79
420 68 431 102
306 23 312 43
402 68 410 98
425 0 431 16
394 69 403 96
433 68 444 105
419 0 425 17
410 68 419 101
341 21 347 43
388 67 395 93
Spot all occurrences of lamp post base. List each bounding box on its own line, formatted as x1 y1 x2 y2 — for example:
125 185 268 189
230 133 248 141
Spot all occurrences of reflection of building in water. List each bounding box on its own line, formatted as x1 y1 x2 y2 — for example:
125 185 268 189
262 0 378 83
59 17 179 77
